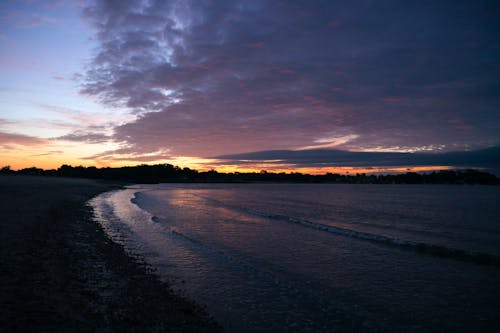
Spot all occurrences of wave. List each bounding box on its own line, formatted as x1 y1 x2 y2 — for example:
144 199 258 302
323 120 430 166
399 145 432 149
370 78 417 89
269 214 500 266
93 190 283 282
195 195 500 267
89 190 160 259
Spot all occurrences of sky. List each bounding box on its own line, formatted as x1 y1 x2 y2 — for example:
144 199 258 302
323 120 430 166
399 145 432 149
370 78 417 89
1 0 499 174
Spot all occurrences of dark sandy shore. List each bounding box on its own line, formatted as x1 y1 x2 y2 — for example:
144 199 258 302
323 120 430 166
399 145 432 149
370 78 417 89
0 175 221 332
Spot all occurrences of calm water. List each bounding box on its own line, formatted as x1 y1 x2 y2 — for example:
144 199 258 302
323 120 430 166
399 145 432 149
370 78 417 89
89 184 500 332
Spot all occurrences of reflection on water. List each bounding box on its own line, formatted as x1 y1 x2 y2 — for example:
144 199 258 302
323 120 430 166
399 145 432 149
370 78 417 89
90 184 500 332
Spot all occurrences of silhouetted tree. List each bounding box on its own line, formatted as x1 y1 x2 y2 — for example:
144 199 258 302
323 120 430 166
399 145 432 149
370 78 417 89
0 166 13 174
2 164 498 184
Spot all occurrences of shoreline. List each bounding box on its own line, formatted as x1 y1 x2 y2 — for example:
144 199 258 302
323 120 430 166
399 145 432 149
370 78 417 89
0 175 221 332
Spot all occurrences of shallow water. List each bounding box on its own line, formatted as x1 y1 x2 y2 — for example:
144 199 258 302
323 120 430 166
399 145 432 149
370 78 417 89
90 184 500 332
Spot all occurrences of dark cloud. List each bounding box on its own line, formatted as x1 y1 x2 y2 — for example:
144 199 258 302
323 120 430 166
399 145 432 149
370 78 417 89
216 146 500 173
81 0 500 158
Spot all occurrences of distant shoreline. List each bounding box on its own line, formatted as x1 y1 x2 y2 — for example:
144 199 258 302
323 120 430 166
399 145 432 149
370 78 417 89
0 175 221 332
2 165 498 185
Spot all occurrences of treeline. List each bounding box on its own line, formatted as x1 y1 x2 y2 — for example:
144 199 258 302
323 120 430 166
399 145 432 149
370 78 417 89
1 164 498 184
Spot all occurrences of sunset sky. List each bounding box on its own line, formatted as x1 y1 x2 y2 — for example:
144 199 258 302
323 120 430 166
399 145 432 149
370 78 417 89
1 0 499 174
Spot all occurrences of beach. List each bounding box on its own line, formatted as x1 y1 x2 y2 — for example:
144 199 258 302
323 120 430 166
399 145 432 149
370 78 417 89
0 175 220 332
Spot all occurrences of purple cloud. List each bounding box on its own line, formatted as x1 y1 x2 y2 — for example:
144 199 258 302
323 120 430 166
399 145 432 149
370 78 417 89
80 0 500 160
56 130 110 143
0 131 48 146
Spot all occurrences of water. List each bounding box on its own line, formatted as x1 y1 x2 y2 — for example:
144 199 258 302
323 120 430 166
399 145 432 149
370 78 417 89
89 184 500 332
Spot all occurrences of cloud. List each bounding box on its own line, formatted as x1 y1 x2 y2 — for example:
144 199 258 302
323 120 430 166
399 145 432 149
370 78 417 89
30 150 64 157
0 131 48 146
84 146 172 162
55 130 110 143
42 104 130 127
80 0 500 159
12 14 65 29
296 134 360 150
0 119 15 126
215 146 500 172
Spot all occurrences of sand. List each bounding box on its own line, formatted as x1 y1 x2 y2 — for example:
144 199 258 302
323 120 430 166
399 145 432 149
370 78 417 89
0 175 221 332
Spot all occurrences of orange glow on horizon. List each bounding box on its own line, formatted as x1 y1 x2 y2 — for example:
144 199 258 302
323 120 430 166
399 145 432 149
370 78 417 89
200 164 455 175
3 152 455 176
2 154 97 171
2 145 456 176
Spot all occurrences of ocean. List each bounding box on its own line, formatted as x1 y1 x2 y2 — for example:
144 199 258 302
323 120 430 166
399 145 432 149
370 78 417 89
89 184 500 332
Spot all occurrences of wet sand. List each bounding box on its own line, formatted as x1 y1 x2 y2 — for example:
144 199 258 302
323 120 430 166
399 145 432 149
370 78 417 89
0 175 221 332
